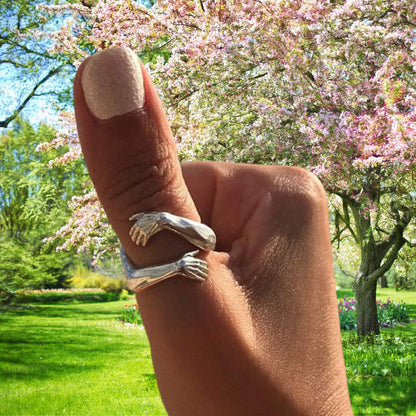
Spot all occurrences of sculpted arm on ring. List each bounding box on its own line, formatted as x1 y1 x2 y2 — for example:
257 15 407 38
120 247 209 293
129 211 216 250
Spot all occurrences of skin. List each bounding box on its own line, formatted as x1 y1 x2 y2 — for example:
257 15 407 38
74 56 352 415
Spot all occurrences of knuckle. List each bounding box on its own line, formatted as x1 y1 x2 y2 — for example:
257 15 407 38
101 144 186 217
273 166 327 212
265 166 329 238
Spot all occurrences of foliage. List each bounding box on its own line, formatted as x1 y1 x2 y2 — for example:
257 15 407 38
338 297 357 330
0 119 87 302
377 298 410 326
343 332 416 378
340 288 416 414
121 303 142 326
69 266 125 293
390 244 416 290
339 296 410 330
13 287 123 303
69 273 124 292
334 265 355 289
0 236 65 303
0 119 86 235
392 267 416 290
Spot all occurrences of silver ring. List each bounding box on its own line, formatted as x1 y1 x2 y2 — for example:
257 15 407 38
120 212 216 292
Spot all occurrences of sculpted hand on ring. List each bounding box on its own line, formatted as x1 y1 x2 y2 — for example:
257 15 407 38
129 212 163 246
176 250 209 282
120 248 208 292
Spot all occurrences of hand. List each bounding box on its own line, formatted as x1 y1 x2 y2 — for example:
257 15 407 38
176 250 208 282
129 212 163 246
74 47 352 415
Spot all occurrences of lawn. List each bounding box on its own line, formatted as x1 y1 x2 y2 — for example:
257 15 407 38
0 298 166 416
1 288 415 415
338 288 416 416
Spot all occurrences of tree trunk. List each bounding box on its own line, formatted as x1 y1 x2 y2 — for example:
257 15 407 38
353 275 379 336
351 210 381 336
379 275 388 288
341 193 410 337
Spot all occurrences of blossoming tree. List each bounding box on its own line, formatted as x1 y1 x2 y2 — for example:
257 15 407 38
37 0 416 336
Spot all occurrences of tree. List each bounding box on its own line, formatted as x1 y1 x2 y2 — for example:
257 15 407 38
0 0 81 128
39 0 416 335
0 119 87 302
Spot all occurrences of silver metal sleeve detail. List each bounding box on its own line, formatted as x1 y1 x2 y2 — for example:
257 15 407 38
129 212 216 251
120 247 208 293
121 212 215 292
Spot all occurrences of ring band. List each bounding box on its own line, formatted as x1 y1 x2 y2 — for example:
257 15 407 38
120 212 216 292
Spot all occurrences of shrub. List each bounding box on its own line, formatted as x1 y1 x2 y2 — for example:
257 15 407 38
338 296 410 330
100 278 124 293
391 263 416 290
334 266 355 289
13 288 120 303
69 265 124 293
0 236 72 304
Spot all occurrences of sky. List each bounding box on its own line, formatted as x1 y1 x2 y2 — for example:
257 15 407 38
0 0 155 133
0 64 62 131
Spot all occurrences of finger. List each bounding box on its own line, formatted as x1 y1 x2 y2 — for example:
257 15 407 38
129 212 143 221
130 227 142 245
74 47 199 268
73 48 295 414
183 161 352 413
186 249 200 258
133 233 142 247
138 233 147 247
197 261 209 271
128 225 137 239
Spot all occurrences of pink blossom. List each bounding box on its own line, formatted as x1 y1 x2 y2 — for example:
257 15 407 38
35 0 416 262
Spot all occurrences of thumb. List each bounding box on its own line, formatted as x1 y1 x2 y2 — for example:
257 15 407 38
74 47 200 268
73 48 291 415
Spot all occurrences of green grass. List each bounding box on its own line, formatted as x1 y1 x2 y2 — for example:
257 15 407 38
337 287 416 305
337 287 416 415
1 288 415 415
0 298 166 416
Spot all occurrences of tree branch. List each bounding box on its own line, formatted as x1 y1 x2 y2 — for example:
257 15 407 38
367 235 406 283
0 59 25 68
0 64 65 128
341 197 360 243
1 38 55 61
367 213 413 283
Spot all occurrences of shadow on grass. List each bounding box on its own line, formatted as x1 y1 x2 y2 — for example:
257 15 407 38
0 301 149 383
406 303 416 320
384 322 416 337
1 303 122 320
349 376 416 415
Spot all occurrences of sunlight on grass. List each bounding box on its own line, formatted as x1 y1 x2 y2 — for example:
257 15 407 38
376 287 416 304
1 288 416 415
0 299 166 416
348 376 416 415
338 287 416 416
